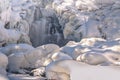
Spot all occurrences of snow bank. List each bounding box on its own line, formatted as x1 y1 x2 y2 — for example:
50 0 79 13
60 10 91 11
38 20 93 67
46 60 120 80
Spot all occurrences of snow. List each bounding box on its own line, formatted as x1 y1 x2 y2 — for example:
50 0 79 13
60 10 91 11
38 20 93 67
46 60 120 80
45 38 120 79
0 43 34 56
0 52 8 79
0 0 120 80
7 44 60 73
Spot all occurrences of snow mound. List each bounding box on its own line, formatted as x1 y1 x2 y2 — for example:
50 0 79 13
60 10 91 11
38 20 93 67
8 44 60 73
46 60 120 80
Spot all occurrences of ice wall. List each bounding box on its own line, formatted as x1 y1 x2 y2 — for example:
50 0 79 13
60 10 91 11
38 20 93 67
0 0 120 47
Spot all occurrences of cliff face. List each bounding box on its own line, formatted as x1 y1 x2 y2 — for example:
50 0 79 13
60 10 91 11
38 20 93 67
0 0 120 47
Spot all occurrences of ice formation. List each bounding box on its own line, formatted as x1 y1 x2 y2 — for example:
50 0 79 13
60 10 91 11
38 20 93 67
1 0 120 46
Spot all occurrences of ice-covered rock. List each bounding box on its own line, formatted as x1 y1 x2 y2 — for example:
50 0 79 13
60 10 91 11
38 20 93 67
29 11 64 47
1 0 120 47
8 44 60 73
52 0 120 42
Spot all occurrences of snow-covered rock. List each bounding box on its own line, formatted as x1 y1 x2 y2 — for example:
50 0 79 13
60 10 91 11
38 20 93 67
46 60 120 80
44 52 72 66
0 52 8 79
8 52 28 73
75 38 120 65
76 52 107 65
30 50 72 77
79 37 106 47
0 24 31 45
0 67 7 77
0 52 8 70
60 38 120 66
0 43 34 56
8 44 60 73
51 52 72 61
0 75 9 80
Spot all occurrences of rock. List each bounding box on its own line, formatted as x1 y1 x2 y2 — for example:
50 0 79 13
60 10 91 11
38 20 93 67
8 52 29 73
0 52 8 70
30 67 45 76
0 25 31 45
8 44 60 73
8 73 46 80
0 43 34 56
79 37 106 47
30 51 72 77
76 38 120 65
51 52 72 61
76 52 107 65
60 45 76 58
44 52 72 66
0 52 8 79
60 38 120 66
46 60 120 80
0 67 7 76
46 60 70 80
102 51 120 65
1 0 120 47
60 41 85 59
0 75 9 80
